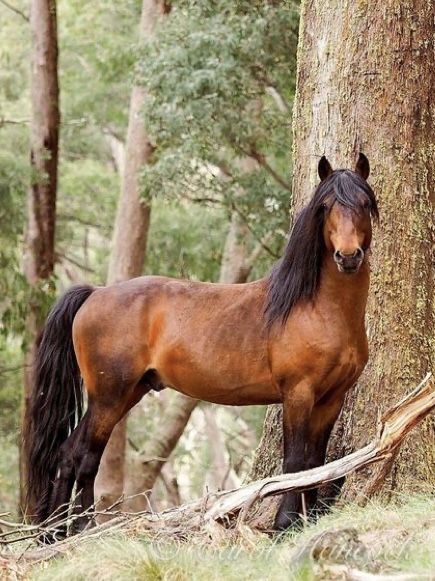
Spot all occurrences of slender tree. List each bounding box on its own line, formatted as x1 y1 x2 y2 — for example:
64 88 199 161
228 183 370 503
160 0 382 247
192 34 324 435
22 0 60 508
250 0 435 515
94 0 169 513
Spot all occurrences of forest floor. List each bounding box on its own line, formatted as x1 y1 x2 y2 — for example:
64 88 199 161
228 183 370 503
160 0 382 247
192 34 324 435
2 494 434 580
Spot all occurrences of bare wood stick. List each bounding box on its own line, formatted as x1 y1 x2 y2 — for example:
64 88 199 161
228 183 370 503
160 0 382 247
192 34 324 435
205 373 433 521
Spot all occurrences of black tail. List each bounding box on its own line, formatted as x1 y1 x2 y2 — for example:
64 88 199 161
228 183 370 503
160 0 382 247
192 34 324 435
26 284 95 523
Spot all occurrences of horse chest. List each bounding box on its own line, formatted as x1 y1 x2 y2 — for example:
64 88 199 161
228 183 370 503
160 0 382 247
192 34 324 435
269 313 368 396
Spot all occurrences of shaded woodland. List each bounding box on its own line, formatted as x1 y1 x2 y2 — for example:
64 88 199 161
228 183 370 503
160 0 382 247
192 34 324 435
0 0 434 579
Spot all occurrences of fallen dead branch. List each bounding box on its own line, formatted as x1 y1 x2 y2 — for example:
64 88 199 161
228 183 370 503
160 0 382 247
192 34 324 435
0 372 433 567
205 372 434 520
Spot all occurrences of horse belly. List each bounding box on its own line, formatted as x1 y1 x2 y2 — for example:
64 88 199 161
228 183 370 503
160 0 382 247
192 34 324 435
154 347 279 406
171 377 280 406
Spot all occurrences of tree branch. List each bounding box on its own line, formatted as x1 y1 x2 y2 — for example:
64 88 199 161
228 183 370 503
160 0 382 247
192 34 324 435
0 117 29 127
0 0 29 21
231 202 280 259
244 232 274 271
0 364 27 375
232 143 293 194
266 86 291 114
56 252 95 274
57 214 103 229
247 148 293 193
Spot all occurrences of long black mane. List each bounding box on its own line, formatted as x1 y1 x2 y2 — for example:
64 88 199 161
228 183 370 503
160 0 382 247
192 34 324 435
265 170 379 328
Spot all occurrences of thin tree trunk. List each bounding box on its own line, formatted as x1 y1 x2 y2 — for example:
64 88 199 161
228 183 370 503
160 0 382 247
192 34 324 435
94 0 167 514
159 461 182 508
218 211 251 284
250 0 435 505
124 393 198 512
21 0 60 511
203 407 240 492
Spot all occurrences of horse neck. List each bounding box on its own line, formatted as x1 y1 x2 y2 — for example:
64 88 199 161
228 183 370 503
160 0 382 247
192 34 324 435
316 252 370 326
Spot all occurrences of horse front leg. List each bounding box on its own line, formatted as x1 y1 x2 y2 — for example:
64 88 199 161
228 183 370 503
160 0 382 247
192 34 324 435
274 381 314 531
304 395 346 516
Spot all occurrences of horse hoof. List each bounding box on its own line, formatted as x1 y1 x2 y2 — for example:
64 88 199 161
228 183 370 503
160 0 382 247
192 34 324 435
37 527 67 545
274 511 304 533
70 516 96 536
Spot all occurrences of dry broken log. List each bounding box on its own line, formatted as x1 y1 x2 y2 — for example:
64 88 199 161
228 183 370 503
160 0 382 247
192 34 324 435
205 372 434 521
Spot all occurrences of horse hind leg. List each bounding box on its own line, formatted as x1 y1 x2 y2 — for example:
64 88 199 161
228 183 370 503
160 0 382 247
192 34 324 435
71 406 119 533
70 370 157 533
43 425 83 537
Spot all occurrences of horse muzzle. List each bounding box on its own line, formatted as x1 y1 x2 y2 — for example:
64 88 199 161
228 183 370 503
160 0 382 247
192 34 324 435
333 248 364 274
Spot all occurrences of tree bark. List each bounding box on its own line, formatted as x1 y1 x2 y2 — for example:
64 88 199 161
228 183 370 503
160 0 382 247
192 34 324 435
250 0 435 502
94 0 167 514
22 0 60 510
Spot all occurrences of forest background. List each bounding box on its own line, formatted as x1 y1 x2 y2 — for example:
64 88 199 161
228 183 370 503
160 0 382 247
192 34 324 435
0 0 299 515
1 0 435 578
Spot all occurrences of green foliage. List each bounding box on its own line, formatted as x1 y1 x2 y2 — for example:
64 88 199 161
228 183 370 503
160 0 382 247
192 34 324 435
0 140 28 337
58 0 142 136
147 201 225 280
0 433 19 516
0 0 31 337
139 0 299 244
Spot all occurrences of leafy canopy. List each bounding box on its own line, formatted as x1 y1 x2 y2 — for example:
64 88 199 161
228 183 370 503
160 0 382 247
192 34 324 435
139 0 299 247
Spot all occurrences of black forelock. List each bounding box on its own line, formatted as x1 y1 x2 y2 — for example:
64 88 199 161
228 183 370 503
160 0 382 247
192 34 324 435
312 169 379 220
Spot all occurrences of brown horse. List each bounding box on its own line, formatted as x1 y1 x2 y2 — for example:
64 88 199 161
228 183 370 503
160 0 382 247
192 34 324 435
26 153 378 534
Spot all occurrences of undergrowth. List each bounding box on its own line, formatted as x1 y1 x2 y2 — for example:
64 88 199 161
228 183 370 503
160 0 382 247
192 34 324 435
4 494 435 580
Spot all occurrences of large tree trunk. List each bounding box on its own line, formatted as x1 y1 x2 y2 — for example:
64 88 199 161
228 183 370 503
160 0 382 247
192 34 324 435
94 0 167 514
250 0 435 507
22 0 60 511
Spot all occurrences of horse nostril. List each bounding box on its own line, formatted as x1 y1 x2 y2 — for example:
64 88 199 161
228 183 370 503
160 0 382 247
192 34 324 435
334 249 363 261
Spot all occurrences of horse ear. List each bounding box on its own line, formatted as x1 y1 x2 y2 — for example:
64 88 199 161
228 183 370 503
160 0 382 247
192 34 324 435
355 152 370 180
318 156 333 181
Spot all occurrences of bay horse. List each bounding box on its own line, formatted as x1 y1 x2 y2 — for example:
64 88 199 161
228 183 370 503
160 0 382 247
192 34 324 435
26 153 378 534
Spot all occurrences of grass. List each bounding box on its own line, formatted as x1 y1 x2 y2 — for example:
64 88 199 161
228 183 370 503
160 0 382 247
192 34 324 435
0 433 19 517
7 494 435 580
28 535 309 581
